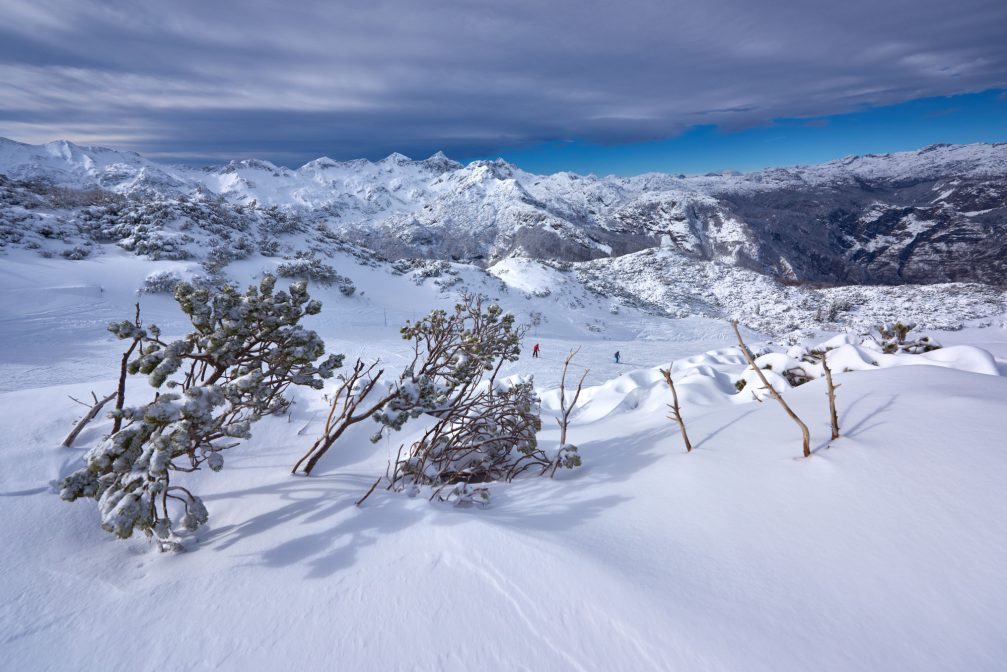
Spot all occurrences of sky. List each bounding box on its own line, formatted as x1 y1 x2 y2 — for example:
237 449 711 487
0 0 1005 175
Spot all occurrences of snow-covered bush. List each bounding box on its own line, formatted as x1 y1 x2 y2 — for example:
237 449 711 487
257 206 305 236
368 294 573 502
817 297 854 322
232 235 254 260
60 244 92 260
277 252 356 295
434 275 463 291
118 228 192 260
372 294 523 437
870 321 942 354
59 274 344 548
296 295 571 488
389 378 545 501
202 243 234 274
390 259 458 286
259 237 280 257
141 270 183 294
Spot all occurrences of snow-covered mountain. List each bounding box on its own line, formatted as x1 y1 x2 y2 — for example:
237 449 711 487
2 215 1007 671
0 137 187 193
2 137 1005 285
3 139 1007 671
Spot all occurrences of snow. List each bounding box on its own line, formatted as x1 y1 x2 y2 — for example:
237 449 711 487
2 238 1007 670
2 136 1005 342
3 136 1004 265
2 135 1007 669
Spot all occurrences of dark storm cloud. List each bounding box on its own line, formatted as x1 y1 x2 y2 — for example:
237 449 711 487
1 0 1005 165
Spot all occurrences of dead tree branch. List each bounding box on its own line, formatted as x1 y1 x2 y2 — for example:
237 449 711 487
552 347 589 476
355 476 382 507
293 358 394 475
112 302 142 434
820 350 841 440
731 320 811 458
659 365 692 452
61 391 116 448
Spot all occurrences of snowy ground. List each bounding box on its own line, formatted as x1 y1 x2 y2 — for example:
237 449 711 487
2 246 1007 671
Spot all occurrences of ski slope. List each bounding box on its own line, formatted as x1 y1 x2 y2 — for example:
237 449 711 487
2 244 1007 671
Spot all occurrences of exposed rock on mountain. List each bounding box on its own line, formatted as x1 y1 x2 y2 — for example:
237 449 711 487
1 137 1004 287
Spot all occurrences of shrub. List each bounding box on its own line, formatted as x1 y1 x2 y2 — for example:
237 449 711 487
60 245 92 260
389 377 545 501
277 252 356 295
874 321 942 354
202 244 233 274
297 294 571 495
259 237 280 257
373 294 573 502
141 270 183 294
59 274 343 549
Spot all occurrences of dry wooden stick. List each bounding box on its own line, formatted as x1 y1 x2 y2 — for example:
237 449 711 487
821 350 841 440
659 365 692 452
355 476 382 507
292 359 392 475
62 391 116 447
731 320 811 458
553 347 589 476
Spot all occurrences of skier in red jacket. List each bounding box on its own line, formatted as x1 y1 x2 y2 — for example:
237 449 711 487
532 343 540 358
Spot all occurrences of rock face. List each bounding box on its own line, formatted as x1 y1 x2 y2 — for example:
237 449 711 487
1 137 1005 285
709 172 1007 285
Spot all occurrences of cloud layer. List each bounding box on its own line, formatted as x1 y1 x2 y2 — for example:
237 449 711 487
1 0 1005 165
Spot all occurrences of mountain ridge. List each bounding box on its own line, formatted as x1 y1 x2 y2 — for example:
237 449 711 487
1 137 1005 285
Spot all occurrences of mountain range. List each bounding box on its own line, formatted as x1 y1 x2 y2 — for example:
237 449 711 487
2 137 1005 287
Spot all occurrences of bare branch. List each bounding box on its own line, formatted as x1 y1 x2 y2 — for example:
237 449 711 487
112 302 142 434
61 392 116 448
552 347 588 476
659 365 692 452
355 476 382 507
731 320 811 458
820 349 841 440
293 358 393 475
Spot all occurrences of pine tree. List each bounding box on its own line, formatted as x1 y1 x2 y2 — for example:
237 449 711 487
59 274 343 549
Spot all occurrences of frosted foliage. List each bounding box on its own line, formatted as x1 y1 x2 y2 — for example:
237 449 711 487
868 321 942 354
391 379 547 496
141 269 183 294
373 295 576 498
372 295 523 439
276 252 356 295
59 274 343 546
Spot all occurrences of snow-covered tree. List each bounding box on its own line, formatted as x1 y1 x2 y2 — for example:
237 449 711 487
294 293 524 478
872 321 942 354
59 274 343 549
388 376 546 503
376 294 576 502
276 251 356 295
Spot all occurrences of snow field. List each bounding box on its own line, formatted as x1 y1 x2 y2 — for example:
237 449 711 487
1 242 1007 670
3 347 1007 670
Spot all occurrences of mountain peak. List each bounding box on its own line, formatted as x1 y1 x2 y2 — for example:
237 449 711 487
380 152 412 164
422 150 462 171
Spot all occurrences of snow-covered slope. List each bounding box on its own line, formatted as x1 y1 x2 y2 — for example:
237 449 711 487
1 247 1006 670
4 133 1007 670
2 137 1006 339
0 137 187 193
